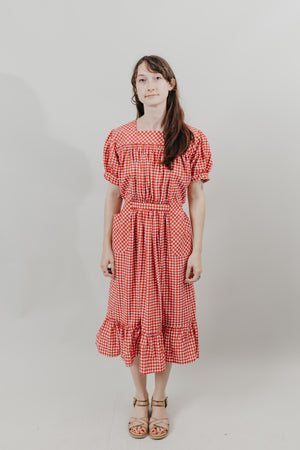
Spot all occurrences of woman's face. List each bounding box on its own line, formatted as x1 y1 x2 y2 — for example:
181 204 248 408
136 61 174 106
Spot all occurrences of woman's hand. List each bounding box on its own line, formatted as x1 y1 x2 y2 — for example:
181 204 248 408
184 250 202 283
100 245 116 279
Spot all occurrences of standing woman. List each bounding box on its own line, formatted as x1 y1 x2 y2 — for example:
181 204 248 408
95 55 213 439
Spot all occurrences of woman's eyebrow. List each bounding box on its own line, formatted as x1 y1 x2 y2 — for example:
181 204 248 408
137 73 159 77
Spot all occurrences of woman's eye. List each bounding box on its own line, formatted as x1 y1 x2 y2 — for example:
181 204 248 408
138 76 161 82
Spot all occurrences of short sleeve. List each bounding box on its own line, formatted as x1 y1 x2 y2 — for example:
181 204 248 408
103 129 119 185
189 130 213 183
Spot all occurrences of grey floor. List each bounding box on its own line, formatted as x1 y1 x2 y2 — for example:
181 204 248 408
2 320 299 450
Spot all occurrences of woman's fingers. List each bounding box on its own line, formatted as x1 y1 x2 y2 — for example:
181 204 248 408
105 260 115 278
185 263 201 283
100 255 116 278
108 260 115 278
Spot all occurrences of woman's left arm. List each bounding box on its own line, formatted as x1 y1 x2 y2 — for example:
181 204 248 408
185 180 206 283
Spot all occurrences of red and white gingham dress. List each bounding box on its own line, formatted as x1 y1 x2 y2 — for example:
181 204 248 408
95 119 213 374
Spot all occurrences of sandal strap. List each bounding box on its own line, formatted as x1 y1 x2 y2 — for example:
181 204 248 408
149 416 169 431
151 396 168 407
133 396 149 406
128 416 149 429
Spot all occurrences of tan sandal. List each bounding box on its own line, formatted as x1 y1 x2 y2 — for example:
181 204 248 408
149 396 169 439
128 396 149 439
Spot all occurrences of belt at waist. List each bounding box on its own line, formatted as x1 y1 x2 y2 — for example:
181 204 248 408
126 200 170 211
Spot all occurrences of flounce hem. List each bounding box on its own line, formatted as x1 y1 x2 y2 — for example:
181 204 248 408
95 316 199 374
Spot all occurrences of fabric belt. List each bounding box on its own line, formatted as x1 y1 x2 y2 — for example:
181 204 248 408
127 200 170 212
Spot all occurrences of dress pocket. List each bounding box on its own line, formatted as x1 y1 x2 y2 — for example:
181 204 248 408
112 210 131 254
169 204 193 258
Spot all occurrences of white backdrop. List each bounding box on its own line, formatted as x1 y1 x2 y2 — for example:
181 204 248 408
1 0 299 449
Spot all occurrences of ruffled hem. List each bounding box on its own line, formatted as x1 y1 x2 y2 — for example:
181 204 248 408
95 316 200 374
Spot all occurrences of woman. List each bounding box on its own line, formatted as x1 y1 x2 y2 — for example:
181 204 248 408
95 55 213 439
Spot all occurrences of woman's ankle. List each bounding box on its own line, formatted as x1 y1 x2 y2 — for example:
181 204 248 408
152 392 167 401
135 391 148 400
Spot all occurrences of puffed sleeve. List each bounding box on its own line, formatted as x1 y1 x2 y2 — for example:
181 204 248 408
103 129 119 185
189 130 213 183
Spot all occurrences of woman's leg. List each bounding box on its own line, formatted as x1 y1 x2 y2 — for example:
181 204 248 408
150 362 172 436
129 356 149 434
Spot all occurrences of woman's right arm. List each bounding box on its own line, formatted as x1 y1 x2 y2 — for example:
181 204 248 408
100 182 123 278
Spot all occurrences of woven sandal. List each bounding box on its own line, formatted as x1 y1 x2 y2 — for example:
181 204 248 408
149 396 169 439
128 396 149 439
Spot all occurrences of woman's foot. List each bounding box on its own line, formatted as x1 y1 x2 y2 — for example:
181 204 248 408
129 393 149 435
149 394 169 437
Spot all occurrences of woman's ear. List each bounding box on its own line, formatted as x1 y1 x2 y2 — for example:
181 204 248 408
169 77 176 90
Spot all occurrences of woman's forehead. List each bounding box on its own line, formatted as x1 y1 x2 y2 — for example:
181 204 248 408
137 69 161 76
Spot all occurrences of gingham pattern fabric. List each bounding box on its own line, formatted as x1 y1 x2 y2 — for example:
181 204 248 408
95 119 213 374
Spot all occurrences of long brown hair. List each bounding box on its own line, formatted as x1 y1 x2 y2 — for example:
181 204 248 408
131 55 195 170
